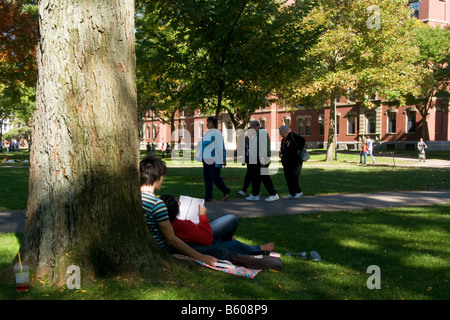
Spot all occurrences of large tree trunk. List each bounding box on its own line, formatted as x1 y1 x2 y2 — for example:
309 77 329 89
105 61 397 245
7 0 171 286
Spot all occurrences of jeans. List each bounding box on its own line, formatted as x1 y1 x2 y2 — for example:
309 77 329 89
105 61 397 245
360 152 367 164
210 214 238 241
189 215 264 260
203 161 230 200
368 150 375 162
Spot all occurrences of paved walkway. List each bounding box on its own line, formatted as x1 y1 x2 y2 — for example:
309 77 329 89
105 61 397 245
1 189 450 234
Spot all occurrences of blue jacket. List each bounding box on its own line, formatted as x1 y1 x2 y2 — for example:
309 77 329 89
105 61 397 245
201 129 226 168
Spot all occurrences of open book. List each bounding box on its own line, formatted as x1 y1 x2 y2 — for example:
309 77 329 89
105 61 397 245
213 259 236 269
178 195 205 224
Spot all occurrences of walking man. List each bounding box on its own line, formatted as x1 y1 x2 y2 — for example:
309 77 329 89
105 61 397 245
246 120 279 202
201 117 230 201
279 125 305 199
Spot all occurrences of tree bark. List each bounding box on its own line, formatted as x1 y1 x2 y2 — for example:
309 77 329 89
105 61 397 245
6 0 171 286
326 96 337 162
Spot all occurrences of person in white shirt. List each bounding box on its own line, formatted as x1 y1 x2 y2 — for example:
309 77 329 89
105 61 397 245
365 136 375 164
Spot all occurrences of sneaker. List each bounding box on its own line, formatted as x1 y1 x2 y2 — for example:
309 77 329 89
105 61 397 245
310 251 321 262
246 194 260 201
265 194 279 202
237 190 246 197
294 192 303 199
284 194 294 199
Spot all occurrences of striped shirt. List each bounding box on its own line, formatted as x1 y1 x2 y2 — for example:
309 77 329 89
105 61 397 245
141 192 172 252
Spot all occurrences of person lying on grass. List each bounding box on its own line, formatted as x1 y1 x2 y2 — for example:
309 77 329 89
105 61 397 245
160 193 275 261
140 155 217 266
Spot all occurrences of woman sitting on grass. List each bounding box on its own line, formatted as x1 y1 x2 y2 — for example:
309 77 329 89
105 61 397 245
160 194 275 261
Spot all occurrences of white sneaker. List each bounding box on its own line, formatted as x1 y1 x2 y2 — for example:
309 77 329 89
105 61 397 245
294 192 303 199
238 190 246 197
284 194 294 199
265 194 280 202
246 194 260 201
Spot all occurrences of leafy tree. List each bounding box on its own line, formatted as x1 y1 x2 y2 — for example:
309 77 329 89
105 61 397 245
280 0 420 161
0 0 37 89
405 24 450 140
137 0 321 130
0 0 38 142
1 0 170 285
135 4 191 143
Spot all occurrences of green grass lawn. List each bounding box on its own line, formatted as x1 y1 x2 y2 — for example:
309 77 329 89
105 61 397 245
1 205 449 300
1 150 449 300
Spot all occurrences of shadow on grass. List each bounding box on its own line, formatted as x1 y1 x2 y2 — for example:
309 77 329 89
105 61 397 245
235 204 450 300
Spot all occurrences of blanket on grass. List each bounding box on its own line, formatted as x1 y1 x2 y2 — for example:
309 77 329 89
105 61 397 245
172 254 262 279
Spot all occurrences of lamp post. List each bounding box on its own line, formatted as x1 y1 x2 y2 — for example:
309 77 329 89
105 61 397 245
334 100 337 161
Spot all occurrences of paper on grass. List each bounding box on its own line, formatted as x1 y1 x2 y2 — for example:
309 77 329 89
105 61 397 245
213 260 236 269
178 195 204 224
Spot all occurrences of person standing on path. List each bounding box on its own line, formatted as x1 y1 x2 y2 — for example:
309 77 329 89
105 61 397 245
279 125 305 199
418 138 428 162
246 120 279 202
237 127 252 197
201 117 230 202
360 140 368 164
365 135 375 163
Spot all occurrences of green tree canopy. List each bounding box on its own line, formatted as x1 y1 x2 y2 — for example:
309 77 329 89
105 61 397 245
279 0 420 160
405 23 450 139
136 0 321 129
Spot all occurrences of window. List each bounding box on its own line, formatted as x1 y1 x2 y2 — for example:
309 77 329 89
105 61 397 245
198 123 204 138
336 115 340 135
318 115 325 136
146 125 151 139
410 1 419 19
407 111 416 133
297 117 311 136
387 113 396 133
284 117 291 128
227 122 233 143
347 115 356 134
436 110 444 133
305 118 311 136
367 113 376 134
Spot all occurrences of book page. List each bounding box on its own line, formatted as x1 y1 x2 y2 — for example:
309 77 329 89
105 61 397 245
178 195 205 224
213 260 236 269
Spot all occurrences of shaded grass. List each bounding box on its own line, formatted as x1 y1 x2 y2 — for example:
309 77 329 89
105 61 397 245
1 205 449 300
0 168 29 210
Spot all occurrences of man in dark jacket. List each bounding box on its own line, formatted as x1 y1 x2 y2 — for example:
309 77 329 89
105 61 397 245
279 125 305 199
246 120 279 202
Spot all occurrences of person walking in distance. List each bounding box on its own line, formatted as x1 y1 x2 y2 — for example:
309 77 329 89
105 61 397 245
417 138 428 162
279 125 305 199
245 120 279 202
201 117 230 201
365 135 375 164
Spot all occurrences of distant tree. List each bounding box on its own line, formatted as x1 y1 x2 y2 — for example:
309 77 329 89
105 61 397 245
405 24 450 140
280 0 420 161
0 0 37 94
137 0 321 130
0 0 38 142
